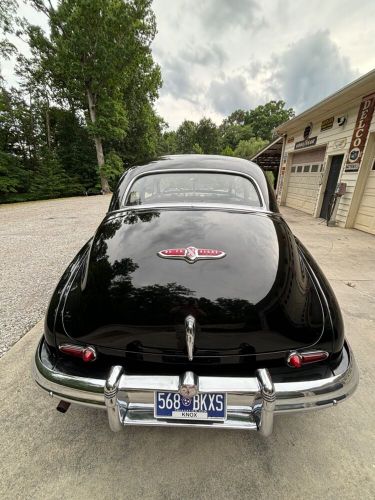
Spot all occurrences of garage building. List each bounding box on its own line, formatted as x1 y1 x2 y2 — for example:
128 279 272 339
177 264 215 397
275 69 375 235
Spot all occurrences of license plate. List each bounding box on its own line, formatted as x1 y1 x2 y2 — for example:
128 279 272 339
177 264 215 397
154 392 227 421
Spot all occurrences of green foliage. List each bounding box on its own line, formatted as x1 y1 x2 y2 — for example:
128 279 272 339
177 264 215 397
30 151 82 198
0 0 17 60
50 107 99 190
160 130 177 155
0 2 296 204
244 100 294 141
195 117 220 154
265 170 275 187
0 151 28 194
101 151 124 190
219 122 253 150
234 138 268 159
192 143 204 154
221 145 234 157
175 120 197 153
27 0 161 191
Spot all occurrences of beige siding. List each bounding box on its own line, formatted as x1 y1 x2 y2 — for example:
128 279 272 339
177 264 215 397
281 98 375 225
354 171 375 234
335 173 357 225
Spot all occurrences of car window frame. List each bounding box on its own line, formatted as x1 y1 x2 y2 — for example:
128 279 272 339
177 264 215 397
120 169 266 210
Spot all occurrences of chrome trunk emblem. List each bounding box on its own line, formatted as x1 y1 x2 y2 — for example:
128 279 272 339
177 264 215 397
185 314 196 361
157 246 226 264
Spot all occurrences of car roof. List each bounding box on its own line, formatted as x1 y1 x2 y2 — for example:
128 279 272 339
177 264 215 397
110 154 277 213
126 154 265 183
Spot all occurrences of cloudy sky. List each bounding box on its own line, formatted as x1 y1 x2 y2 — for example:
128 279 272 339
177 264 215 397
4 0 375 129
152 0 375 128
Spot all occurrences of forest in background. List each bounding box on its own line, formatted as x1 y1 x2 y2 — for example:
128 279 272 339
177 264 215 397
0 0 294 203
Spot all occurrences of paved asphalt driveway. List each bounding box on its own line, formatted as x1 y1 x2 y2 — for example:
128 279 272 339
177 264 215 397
0 199 374 499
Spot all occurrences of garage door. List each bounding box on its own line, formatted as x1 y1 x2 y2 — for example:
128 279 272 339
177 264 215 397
285 147 326 215
354 160 375 234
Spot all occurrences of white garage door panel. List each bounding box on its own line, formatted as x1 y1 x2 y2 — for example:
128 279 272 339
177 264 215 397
354 171 375 234
286 169 322 215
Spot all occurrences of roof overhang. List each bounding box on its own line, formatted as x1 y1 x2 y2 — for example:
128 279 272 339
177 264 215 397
276 68 375 135
250 137 283 169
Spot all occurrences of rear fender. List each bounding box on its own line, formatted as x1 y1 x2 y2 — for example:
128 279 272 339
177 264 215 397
296 238 344 354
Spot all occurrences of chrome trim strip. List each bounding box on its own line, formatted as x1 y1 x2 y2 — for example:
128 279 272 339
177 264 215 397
185 315 195 361
109 204 275 216
120 168 267 210
255 368 276 437
105 366 124 432
34 338 359 433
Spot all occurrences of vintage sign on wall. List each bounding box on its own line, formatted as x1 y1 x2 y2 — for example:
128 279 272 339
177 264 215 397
294 137 317 150
333 138 347 149
345 92 375 172
321 117 334 131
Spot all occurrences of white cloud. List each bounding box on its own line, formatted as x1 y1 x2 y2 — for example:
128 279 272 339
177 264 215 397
3 0 375 128
266 31 358 112
207 74 260 115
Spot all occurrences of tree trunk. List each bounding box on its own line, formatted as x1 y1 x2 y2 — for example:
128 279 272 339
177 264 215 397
45 103 52 150
86 88 111 193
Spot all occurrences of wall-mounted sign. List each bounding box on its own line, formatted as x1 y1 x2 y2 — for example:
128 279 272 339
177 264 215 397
345 92 375 172
303 123 313 139
321 117 334 131
287 136 294 143
333 138 346 149
294 136 317 150
345 164 360 172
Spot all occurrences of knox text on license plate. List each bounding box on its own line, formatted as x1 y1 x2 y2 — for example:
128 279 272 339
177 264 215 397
155 392 227 421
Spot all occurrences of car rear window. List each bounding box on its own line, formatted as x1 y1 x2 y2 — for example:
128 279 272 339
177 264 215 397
124 172 262 207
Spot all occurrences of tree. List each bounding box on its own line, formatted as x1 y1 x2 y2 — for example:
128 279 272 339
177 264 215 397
175 120 197 153
192 143 203 154
30 150 82 198
160 130 177 155
234 138 268 159
225 109 247 126
219 121 253 150
0 0 17 62
101 150 124 190
195 117 219 154
245 100 294 141
27 0 161 192
0 151 28 195
50 107 99 191
220 145 234 156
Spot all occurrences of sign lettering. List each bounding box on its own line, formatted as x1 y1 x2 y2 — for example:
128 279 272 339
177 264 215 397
345 93 375 172
294 137 317 150
321 117 334 131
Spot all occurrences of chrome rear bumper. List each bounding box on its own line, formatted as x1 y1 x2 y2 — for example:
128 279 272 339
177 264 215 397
34 338 358 436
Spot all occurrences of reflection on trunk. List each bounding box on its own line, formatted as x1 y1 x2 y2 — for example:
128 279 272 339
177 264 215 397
61 209 325 357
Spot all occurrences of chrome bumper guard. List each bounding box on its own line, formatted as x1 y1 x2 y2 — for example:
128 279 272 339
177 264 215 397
34 339 358 436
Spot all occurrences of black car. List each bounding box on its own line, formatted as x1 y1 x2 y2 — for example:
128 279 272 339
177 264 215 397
34 155 358 436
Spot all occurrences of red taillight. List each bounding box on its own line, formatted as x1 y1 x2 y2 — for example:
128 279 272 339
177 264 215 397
59 344 97 362
287 351 328 368
288 353 302 368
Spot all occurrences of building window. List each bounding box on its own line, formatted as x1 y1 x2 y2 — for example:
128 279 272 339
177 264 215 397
291 166 296 173
372 159 375 171
297 165 302 173
303 165 310 172
311 164 319 173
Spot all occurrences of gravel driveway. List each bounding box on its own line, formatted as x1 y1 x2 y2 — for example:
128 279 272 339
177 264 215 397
0 195 109 357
